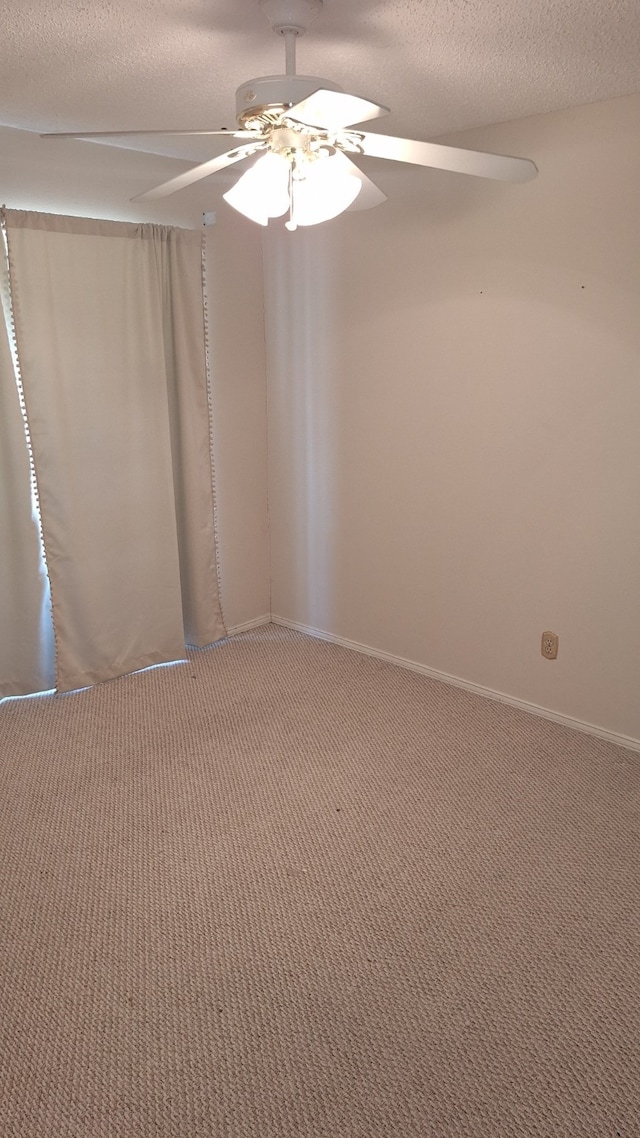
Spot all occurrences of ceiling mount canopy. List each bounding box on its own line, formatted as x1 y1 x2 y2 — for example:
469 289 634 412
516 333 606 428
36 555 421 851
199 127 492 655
259 0 322 38
41 0 537 230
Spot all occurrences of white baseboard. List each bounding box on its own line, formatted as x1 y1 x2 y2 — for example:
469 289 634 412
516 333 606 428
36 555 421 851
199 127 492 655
226 614 272 637
270 615 640 755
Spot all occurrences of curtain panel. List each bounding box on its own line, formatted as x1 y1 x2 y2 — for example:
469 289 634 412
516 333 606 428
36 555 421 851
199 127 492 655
0 209 225 698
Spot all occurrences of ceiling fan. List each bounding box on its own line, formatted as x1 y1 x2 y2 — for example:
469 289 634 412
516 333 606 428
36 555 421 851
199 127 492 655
42 0 538 229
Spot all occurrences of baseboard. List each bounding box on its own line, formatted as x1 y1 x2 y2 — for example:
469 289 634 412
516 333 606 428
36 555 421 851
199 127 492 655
270 615 640 754
226 614 272 637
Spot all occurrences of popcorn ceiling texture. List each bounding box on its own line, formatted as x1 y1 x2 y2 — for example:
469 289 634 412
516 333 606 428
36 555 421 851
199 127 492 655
0 0 639 160
1 625 639 1136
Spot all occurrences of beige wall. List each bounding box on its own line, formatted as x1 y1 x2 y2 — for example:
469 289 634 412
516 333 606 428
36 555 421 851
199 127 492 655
1 126 270 633
264 94 640 744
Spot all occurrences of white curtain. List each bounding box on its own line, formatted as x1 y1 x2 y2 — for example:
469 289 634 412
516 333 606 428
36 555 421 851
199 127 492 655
1 209 225 698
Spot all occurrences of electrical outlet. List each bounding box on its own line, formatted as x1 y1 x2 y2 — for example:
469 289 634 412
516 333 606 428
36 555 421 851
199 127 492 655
541 631 559 660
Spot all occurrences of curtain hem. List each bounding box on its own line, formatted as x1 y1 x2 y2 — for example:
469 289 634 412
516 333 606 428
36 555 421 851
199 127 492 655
56 647 189 695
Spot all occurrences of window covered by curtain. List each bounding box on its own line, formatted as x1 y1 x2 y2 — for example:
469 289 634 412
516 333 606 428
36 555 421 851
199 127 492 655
0 226 55 697
0 209 225 699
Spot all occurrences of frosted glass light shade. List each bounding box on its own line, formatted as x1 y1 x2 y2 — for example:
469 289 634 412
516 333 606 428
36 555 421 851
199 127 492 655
223 147 362 228
292 152 361 226
223 152 290 225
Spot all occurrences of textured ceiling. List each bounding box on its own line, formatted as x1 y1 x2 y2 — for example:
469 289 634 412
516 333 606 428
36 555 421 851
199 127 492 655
1 0 639 171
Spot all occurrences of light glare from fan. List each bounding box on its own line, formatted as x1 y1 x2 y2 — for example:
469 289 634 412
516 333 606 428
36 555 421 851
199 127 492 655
291 153 361 227
223 151 290 225
224 147 361 229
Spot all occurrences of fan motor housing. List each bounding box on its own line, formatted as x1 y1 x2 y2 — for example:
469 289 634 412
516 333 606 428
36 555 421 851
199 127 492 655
236 74 342 127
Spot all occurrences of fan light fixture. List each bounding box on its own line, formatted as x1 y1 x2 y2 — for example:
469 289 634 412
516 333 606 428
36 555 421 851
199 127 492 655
223 145 361 229
40 0 538 226
223 152 290 225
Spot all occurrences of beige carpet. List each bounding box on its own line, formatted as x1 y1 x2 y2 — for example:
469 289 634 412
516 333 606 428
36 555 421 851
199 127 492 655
1 624 639 1137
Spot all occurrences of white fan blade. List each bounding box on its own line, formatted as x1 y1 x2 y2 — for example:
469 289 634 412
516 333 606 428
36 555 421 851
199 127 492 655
130 143 267 202
357 132 537 182
41 129 253 140
286 89 389 130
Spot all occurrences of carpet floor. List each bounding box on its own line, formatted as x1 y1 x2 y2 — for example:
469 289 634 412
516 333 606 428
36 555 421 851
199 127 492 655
1 624 639 1136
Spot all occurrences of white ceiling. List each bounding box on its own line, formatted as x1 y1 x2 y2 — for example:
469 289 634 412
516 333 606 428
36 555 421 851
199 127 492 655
1 0 639 174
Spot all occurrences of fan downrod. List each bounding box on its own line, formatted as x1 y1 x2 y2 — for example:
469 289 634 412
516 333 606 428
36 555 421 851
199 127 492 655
238 0 334 127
